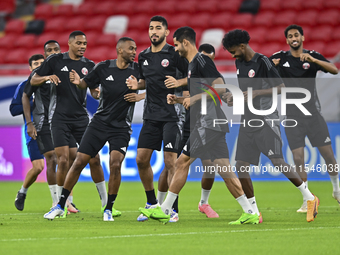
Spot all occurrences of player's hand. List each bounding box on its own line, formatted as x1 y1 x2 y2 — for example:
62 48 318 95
165 75 179 88
272 58 280 66
183 97 191 109
27 123 37 140
90 88 100 99
167 94 178 104
124 93 144 102
69 69 80 85
243 90 259 101
46 75 60 85
300 53 315 63
126 75 138 90
222 92 233 106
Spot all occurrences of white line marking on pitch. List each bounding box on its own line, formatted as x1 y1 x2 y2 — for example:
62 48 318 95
1 226 340 242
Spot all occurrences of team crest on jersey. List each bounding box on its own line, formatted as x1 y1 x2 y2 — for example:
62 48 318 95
161 59 169 67
81 67 88 75
188 70 191 78
302 63 310 70
248 69 255 78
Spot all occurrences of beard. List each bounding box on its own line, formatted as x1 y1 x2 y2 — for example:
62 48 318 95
290 41 302 51
150 34 165 46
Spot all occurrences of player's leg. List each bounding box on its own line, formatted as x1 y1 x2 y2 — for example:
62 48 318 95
15 140 44 211
198 159 219 218
157 169 168 204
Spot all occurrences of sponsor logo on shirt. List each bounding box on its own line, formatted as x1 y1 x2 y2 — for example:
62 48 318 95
82 67 88 75
61 66 69 72
283 61 290 67
248 69 255 78
143 60 148 66
161 59 169 67
302 63 310 70
106 75 114 81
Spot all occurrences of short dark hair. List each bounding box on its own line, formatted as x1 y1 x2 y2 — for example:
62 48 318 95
117 37 135 44
28 54 44 66
198 43 215 54
173 26 196 44
222 29 250 49
69 31 86 40
44 40 59 49
150 16 168 29
284 24 304 38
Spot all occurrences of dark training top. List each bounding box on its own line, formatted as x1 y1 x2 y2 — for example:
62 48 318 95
188 52 229 133
270 49 329 117
138 44 188 122
84 59 139 131
236 53 283 132
35 52 95 123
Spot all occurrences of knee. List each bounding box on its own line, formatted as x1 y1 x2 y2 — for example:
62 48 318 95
271 158 285 167
164 157 175 170
57 155 69 168
32 162 44 175
136 155 149 169
293 153 304 165
110 161 122 176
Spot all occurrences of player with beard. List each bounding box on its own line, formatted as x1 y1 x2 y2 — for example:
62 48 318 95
30 31 107 215
270 24 340 212
222 29 319 222
139 27 260 225
44 37 139 221
126 16 188 223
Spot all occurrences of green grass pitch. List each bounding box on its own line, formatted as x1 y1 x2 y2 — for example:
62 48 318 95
1 180 339 255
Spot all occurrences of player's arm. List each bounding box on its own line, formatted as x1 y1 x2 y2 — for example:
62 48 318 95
124 92 146 102
22 92 37 139
69 69 88 89
9 83 25 116
300 53 339 74
126 76 145 90
90 88 100 100
31 73 60 86
244 83 285 101
164 76 187 88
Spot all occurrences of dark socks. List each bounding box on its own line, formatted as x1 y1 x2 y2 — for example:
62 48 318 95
146 189 157 205
105 194 117 211
58 188 71 209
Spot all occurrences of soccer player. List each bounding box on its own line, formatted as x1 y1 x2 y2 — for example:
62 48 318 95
22 40 80 212
10 54 45 211
139 27 259 225
30 31 107 212
43 37 139 221
126 16 188 222
270 24 340 212
222 29 319 222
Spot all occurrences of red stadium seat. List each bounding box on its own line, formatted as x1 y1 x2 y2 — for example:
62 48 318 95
0 34 16 49
324 0 340 10
317 10 339 26
107 48 118 60
308 26 332 41
85 46 109 63
44 17 67 33
154 2 176 14
112 2 135 16
128 15 149 30
4 49 27 64
260 0 281 12
27 47 44 58
332 29 340 40
84 16 106 33
85 31 101 47
0 49 6 64
15 69 31 76
272 11 296 27
267 26 286 42
175 1 197 14
188 13 211 30
123 30 147 45
14 34 37 49
93 1 116 17
36 32 60 47
247 27 266 44
95 33 117 48
296 10 318 26
57 32 72 48
229 13 254 30
0 69 16 75
215 47 233 60
253 11 275 27
135 1 155 15
0 0 15 14
196 0 218 13
54 4 75 18
302 0 324 10
74 2 96 17
304 41 325 54
218 0 241 14
34 4 55 20
209 13 232 31
167 14 189 30
5 19 26 35
281 0 303 11
64 17 86 33
323 41 340 58
258 43 282 57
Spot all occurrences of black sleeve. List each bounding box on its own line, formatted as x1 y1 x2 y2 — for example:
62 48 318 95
311 51 330 72
268 51 282 70
174 51 189 74
23 72 37 97
83 62 103 89
138 52 145 80
261 56 284 87
199 56 221 79
35 54 55 76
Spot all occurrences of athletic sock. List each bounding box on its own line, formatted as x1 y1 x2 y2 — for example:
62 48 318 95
146 189 157 205
247 196 260 215
58 188 71 209
305 181 308 189
157 191 167 205
200 188 211 205
49 184 58 204
95 181 108 207
330 174 340 192
57 185 63 199
173 196 179 213
105 194 117 211
19 185 28 194
161 191 178 215
68 195 73 204
236 194 255 214
297 183 314 201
